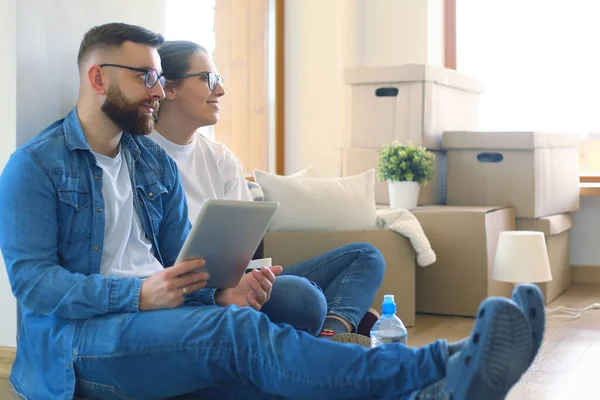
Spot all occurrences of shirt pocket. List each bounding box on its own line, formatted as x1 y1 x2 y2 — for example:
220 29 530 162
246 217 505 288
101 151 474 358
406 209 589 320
57 189 93 245
138 183 168 235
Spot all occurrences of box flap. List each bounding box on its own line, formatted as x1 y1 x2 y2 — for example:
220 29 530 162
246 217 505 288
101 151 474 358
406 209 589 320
414 205 512 214
442 131 579 150
344 64 485 93
516 213 574 236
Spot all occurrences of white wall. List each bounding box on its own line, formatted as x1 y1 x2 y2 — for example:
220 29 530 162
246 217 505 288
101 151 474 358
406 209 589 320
0 0 18 348
362 0 444 68
427 0 445 68
0 0 167 347
570 197 600 266
284 0 349 178
284 0 444 177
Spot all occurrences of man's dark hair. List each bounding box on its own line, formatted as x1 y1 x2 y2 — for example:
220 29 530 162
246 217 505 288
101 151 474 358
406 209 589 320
158 40 208 80
77 22 165 68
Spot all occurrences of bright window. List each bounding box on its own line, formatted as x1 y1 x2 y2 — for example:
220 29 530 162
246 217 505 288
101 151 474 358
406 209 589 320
457 0 600 174
165 0 216 140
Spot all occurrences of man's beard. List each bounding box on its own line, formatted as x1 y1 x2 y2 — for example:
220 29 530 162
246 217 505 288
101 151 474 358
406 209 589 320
101 85 159 136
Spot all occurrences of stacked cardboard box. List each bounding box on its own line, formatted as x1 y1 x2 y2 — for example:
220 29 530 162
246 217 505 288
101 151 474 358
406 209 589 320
341 65 580 316
440 131 580 306
398 131 579 316
411 206 516 316
341 64 484 206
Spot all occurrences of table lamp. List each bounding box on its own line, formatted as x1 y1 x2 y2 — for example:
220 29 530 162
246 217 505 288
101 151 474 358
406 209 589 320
493 231 552 285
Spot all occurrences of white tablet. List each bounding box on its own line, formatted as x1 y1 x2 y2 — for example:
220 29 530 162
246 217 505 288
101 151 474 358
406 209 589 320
175 199 279 289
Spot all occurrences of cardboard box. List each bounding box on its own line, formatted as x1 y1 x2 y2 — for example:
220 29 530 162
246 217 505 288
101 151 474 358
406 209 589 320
411 205 516 317
516 213 573 304
258 229 417 327
341 148 446 206
344 64 483 150
444 131 580 218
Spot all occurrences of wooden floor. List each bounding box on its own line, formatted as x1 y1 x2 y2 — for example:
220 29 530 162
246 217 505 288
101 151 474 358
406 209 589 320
2 284 600 399
406 284 600 400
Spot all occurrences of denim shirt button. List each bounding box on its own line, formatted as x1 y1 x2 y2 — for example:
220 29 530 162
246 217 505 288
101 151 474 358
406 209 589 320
94 246 99 251
148 192 153 198
94 175 99 180
96 208 102 213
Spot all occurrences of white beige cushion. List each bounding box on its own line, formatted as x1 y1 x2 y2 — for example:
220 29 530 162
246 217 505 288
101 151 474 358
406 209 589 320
253 169 377 231
248 166 317 201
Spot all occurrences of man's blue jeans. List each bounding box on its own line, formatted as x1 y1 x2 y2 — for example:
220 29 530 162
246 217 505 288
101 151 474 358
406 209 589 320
72 243 449 399
73 304 448 400
262 242 386 335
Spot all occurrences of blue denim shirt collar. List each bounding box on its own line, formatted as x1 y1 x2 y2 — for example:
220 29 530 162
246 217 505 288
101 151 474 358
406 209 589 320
63 107 141 161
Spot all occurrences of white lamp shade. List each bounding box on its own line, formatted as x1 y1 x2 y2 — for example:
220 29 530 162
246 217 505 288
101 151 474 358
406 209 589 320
493 231 553 283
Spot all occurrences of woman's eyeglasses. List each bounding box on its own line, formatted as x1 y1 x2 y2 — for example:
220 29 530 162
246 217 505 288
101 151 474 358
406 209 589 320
99 64 166 89
177 72 223 91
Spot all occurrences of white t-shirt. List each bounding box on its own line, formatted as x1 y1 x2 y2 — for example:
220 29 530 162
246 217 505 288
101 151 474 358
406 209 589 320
93 149 165 278
149 130 252 222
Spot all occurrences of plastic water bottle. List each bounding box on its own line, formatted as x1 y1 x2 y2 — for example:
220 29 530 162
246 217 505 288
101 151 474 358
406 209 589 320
370 294 408 347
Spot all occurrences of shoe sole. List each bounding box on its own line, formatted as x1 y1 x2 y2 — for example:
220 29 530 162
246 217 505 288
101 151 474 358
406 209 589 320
512 283 545 365
328 333 371 348
446 298 532 400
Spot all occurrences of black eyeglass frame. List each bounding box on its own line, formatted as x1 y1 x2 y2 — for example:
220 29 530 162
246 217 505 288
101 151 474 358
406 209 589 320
99 63 166 89
176 72 223 91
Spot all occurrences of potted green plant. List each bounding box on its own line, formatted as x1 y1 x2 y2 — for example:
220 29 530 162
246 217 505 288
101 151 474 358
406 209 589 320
376 141 435 210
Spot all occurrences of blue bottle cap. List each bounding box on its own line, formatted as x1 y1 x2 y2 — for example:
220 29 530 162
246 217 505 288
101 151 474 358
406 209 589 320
382 294 396 314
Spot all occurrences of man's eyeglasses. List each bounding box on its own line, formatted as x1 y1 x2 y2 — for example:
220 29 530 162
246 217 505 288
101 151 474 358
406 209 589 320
99 64 166 89
177 72 223 91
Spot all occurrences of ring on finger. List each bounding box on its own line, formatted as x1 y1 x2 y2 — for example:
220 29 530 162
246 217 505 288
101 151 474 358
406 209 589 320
182 287 188 296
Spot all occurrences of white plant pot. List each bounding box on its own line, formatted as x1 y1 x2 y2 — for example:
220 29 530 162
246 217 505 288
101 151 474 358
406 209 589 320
388 181 420 210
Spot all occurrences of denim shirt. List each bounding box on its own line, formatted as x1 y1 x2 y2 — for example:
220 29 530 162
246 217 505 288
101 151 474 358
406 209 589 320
0 108 215 399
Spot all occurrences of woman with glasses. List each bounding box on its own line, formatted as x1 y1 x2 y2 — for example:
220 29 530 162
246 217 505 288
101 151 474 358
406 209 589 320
150 40 385 343
151 42 248 222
